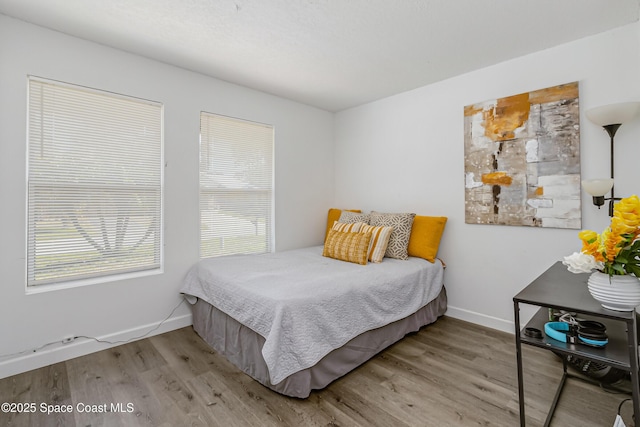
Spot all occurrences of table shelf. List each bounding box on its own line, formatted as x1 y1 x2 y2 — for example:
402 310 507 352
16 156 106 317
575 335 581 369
514 261 639 426
521 307 632 370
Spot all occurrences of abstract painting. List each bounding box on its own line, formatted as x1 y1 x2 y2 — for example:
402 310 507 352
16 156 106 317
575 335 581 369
464 82 581 229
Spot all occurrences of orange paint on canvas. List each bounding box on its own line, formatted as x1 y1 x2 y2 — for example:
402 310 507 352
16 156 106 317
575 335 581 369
482 93 530 141
529 82 579 104
482 172 513 186
464 104 484 117
535 187 544 196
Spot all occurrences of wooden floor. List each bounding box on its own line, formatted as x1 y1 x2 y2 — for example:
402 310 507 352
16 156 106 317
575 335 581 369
0 316 634 427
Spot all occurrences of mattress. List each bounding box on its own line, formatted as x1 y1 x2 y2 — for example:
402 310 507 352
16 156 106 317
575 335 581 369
192 286 447 398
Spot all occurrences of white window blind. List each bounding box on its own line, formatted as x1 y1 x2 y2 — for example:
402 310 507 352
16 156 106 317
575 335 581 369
27 77 163 287
200 112 274 258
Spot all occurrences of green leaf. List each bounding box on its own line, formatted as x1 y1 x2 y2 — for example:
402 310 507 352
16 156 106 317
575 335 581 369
625 264 640 277
613 264 626 274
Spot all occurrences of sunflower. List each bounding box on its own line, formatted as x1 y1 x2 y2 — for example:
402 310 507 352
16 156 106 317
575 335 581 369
565 195 640 276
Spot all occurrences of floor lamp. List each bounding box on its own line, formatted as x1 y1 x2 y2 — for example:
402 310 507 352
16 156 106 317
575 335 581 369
582 102 640 216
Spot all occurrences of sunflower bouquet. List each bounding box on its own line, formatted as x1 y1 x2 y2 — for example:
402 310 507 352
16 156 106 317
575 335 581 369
563 195 640 276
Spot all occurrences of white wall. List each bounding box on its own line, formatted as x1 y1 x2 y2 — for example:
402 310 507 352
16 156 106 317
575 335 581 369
334 22 640 332
0 15 334 378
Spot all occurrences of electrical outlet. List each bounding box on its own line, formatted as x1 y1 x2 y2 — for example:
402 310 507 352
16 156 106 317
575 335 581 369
62 336 75 344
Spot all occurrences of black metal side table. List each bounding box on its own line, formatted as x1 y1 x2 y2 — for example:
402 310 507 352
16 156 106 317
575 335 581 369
514 261 640 426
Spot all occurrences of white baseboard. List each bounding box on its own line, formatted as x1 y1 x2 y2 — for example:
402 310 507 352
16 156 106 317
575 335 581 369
0 313 192 380
445 305 515 334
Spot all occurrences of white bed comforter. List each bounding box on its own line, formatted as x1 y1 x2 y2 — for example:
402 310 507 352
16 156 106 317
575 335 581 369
181 246 444 385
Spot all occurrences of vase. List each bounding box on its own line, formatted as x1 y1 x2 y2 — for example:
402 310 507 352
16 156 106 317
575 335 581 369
587 271 640 311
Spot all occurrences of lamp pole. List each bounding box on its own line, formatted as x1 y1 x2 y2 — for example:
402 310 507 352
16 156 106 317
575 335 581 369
603 123 621 217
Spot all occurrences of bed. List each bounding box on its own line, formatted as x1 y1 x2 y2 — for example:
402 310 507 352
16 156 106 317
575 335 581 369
181 244 446 398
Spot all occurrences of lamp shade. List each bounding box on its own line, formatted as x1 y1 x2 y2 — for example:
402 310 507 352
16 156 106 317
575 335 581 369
582 179 614 197
586 102 640 126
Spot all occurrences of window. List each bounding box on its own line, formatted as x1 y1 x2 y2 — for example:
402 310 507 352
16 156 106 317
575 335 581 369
199 113 274 258
27 77 163 288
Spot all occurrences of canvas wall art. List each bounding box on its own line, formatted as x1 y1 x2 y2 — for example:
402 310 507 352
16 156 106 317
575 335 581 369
463 82 581 229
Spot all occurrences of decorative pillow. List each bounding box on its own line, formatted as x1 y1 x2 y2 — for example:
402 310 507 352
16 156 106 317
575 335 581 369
408 216 448 263
338 210 370 225
369 212 416 260
359 224 393 263
325 208 361 241
332 221 365 233
323 229 372 265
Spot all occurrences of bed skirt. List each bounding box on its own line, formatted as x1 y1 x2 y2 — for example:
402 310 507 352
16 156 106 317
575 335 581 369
192 286 447 398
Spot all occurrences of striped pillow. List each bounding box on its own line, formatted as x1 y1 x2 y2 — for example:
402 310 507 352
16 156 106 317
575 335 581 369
323 229 372 265
332 221 365 233
360 224 394 263
325 208 362 242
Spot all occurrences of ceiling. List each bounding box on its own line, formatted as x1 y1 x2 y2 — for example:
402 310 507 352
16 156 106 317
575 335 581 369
0 0 638 112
